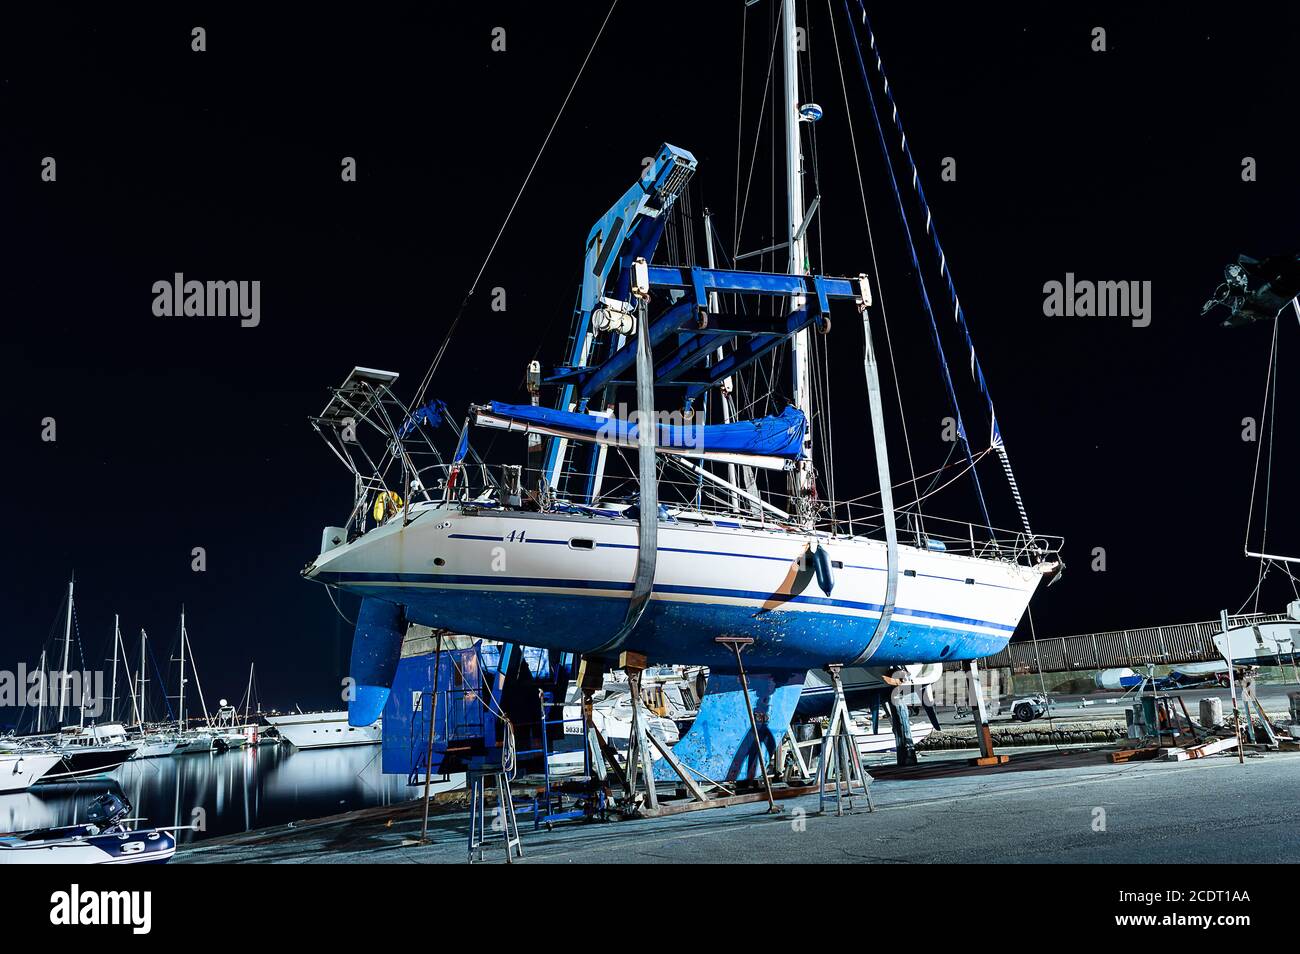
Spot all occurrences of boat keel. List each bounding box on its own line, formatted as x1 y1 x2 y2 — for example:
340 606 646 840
348 598 407 726
653 669 805 784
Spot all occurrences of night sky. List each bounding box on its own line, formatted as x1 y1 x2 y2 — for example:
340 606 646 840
3 3 1297 719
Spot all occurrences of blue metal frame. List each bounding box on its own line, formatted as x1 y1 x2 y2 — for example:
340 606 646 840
542 143 869 489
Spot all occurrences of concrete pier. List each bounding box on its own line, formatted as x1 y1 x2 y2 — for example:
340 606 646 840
178 749 1300 865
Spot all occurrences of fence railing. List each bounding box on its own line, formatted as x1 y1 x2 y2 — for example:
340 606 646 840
948 613 1293 674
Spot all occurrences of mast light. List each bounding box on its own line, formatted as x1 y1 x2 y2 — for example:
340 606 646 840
798 102 823 123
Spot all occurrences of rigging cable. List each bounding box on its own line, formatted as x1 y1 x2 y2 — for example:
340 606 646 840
826 0 923 529
734 8 783 262
411 0 621 408
147 636 176 721
845 1 1012 536
1025 605 1065 752
1243 315 1280 611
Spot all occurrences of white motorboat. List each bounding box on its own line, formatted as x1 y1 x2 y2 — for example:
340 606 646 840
0 751 64 793
264 711 382 749
41 724 137 783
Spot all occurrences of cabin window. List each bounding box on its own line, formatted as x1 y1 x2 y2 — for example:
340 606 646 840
965 578 975 585
903 569 917 577
832 560 844 568
569 538 596 550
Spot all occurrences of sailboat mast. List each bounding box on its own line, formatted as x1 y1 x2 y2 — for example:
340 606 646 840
182 609 211 724
119 624 140 728
782 0 815 498
139 628 148 729
244 663 254 722
36 650 46 733
110 614 119 723
178 608 186 731
57 575 74 724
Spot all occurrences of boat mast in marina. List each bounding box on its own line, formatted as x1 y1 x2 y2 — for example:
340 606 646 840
172 606 210 731
34 649 46 734
56 575 73 725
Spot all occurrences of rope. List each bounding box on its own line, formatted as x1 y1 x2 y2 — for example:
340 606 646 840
841 0 994 534
411 0 621 408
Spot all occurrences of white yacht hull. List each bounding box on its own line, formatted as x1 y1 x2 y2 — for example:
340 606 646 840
0 753 64 793
308 503 1050 671
1216 619 1300 666
266 712 382 749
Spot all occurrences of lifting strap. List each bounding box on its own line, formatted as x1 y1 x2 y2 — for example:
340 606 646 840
591 296 658 656
853 308 898 664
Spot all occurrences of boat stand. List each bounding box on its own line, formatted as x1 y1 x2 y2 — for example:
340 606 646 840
967 659 1009 766
616 654 661 813
1239 672 1279 749
467 758 522 864
817 664 874 816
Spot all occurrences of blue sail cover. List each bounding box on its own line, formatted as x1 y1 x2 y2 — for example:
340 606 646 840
484 401 806 460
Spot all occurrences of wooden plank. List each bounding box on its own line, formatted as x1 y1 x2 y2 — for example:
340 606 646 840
1177 735 1240 761
1108 746 1162 764
640 784 818 818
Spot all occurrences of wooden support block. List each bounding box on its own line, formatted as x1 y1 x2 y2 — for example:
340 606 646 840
1108 746 1161 764
969 755 1011 767
618 650 648 672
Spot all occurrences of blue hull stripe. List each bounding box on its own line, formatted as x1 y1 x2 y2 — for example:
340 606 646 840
317 571 1016 633
529 540 1019 591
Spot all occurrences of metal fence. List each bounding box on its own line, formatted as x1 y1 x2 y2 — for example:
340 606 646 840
947 613 1292 675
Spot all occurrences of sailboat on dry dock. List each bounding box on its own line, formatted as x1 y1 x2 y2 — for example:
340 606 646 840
302 0 1062 778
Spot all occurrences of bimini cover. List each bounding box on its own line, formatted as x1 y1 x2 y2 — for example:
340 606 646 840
481 401 806 462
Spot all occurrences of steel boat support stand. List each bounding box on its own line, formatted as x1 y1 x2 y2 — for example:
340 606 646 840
818 664 874 815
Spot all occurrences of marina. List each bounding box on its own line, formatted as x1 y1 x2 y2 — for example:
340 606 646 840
2 0 1297 917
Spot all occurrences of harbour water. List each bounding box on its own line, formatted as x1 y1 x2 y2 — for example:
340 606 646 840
0 744 424 845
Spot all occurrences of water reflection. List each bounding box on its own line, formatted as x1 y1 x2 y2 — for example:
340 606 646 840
0 744 427 844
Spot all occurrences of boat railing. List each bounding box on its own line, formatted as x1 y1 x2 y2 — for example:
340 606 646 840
345 448 1061 570
818 499 1062 567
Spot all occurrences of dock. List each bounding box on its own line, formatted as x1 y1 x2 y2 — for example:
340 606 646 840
178 747 1300 865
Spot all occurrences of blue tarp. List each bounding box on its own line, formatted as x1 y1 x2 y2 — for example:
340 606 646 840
397 399 446 438
484 401 806 460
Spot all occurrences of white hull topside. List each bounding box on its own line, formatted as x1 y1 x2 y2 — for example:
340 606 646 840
265 712 382 749
1216 619 1300 665
0 753 64 793
308 502 1052 669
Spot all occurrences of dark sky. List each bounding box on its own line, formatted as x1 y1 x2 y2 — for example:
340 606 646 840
3 2 1297 717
